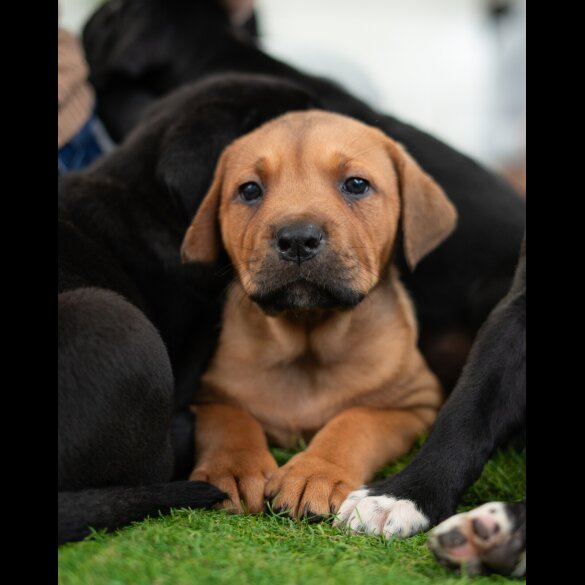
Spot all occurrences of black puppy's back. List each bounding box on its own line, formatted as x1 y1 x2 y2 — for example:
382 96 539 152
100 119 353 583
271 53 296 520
58 284 225 544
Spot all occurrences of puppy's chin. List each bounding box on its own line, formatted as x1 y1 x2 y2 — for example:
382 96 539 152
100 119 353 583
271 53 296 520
249 279 364 315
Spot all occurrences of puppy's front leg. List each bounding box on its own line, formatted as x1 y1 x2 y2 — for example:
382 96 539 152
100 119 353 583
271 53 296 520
265 406 431 519
190 403 277 513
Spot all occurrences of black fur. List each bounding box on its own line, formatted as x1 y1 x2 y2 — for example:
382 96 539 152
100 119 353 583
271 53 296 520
368 237 525 534
58 75 318 543
82 0 526 390
58 482 223 545
57 285 224 544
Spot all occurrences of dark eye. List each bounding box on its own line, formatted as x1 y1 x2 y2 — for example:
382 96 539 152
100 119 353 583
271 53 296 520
239 181 263 202
342 177 370 196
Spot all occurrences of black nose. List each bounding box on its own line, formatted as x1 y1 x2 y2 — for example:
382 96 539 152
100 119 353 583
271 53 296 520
275 223 325 263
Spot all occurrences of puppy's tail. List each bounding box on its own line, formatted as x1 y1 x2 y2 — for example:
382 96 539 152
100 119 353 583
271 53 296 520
58 481 225 545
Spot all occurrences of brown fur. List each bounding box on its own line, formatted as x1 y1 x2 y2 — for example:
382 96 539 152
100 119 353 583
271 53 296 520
182 111 457 517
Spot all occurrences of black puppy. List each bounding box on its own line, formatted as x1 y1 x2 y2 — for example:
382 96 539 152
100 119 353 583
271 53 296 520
82 0 526 392
336 238 526 577
58 75 319 544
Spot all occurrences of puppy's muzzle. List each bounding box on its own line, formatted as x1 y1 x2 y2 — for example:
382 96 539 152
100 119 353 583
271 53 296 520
275 223 325 264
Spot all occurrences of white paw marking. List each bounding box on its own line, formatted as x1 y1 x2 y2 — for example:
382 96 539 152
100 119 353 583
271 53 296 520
334 489 430 538
429 501 512 551
429 501 524 576
467 501 512 539
427 511 469 550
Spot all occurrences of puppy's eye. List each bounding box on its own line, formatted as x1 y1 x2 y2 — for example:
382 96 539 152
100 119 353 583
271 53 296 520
342 177 370 196
239 182 263 202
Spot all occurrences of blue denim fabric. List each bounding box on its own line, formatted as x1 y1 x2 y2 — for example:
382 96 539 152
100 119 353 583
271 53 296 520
58 112 115 174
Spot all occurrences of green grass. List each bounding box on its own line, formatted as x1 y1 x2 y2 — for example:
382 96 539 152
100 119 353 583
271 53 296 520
58 444 525 585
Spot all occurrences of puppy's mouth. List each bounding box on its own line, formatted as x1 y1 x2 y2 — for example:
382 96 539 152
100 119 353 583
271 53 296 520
249 274 365 315
244 262 365 315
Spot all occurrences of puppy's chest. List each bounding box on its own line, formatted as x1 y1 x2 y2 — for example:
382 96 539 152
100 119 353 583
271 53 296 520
197 278 417 448
205 353 376 447
200 324 411 448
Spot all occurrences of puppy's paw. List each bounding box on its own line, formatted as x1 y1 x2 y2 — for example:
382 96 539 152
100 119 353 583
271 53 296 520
428 502 526 577
334 488 430 537
264 454 357 519
190 450 278 514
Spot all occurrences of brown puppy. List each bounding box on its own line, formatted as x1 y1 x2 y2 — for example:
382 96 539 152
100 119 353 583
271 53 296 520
181 110 457 518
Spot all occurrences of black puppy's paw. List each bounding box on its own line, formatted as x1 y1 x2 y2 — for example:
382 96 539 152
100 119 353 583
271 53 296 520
428 502 526 577
333 487 430 538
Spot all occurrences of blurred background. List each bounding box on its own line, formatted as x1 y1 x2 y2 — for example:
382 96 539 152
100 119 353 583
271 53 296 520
59 0 525 193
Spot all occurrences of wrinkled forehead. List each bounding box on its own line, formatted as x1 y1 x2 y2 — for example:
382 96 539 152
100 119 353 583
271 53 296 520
224 111 393 179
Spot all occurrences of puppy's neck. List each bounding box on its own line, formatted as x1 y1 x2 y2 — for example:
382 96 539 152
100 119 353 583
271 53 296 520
222 269 410 368
278 309 338 331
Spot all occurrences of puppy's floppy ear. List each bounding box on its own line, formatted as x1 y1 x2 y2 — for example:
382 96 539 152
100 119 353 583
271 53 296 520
180 150 228 264
386 140 457 270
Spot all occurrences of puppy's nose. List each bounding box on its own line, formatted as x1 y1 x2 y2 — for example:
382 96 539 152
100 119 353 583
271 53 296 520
275 223 325 263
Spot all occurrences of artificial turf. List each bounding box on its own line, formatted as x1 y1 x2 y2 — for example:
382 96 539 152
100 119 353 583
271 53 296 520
58 443 525 585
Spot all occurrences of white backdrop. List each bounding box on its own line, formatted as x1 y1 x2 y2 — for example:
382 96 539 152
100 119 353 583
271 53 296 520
59 0 525 169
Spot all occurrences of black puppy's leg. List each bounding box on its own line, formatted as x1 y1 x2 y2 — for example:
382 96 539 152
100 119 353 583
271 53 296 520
335 242 525 538
428 501 526 577
58 288 225 544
